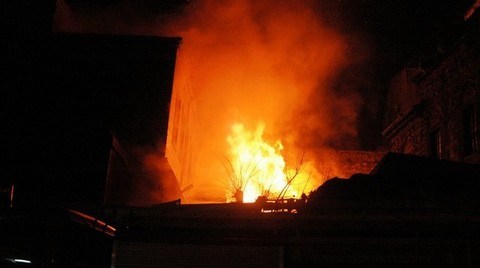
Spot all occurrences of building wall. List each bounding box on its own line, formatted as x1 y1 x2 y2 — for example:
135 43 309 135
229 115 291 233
67 34 184 207
383 14 480 164
166 48 199 203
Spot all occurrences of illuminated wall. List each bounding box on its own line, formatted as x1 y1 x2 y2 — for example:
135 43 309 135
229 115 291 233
166 49 199 203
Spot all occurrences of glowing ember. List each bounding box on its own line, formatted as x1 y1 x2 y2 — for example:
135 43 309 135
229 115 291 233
225 122 316 203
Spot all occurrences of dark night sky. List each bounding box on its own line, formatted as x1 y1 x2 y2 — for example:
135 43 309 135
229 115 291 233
314 0 474 149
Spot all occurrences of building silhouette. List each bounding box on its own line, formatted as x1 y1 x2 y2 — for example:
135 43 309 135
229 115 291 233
2 0 187 210
383 6 480 164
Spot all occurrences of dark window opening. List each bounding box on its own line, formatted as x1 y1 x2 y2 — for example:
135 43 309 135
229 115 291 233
463 104 479 156
429 129 442 159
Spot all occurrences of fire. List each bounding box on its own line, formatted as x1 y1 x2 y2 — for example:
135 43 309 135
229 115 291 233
53 0 363 204
225 122 316 203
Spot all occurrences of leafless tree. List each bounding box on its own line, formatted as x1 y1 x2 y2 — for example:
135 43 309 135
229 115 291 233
277 150 307 201
219 154 259 203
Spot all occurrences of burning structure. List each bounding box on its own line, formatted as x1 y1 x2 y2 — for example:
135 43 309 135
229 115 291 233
158 0 368 203
4 0 480 267
50 0 376 204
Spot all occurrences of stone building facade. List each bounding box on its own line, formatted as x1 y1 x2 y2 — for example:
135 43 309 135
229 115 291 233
383 11 480 164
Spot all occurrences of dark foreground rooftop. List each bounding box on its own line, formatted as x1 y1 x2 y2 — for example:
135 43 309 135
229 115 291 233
106 201 480 267
105 153 480 267
3 153 480 267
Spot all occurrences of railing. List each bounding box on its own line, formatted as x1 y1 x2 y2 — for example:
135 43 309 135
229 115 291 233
255 197 307 213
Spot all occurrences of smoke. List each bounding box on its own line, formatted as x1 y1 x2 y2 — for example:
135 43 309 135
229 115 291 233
105 139 181 206
54 0 369 203
171 1 351 139
162 1 364 201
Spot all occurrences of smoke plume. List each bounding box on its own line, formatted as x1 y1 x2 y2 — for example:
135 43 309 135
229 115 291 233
54 0 368 203
162 1 363 201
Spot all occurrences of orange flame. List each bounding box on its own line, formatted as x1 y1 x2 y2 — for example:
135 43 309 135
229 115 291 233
225 122 316 203
53 0 366 203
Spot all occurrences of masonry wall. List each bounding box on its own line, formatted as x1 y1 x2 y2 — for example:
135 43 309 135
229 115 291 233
384 16 480 164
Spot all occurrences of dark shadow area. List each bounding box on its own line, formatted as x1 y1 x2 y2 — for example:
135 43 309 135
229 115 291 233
307 152 480 214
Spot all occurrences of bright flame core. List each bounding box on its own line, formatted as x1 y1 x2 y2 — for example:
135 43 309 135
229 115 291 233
226 122 316 202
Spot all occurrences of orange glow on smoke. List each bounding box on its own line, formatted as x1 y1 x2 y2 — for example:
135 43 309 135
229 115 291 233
53 0 365 203
169 1 353 203
225 122 316 203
